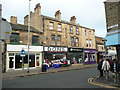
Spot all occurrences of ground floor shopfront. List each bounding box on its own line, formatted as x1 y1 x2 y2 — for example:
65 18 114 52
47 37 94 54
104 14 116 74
6 44 43 71
84 49 97 64
67 47 83 64
44 46 67 62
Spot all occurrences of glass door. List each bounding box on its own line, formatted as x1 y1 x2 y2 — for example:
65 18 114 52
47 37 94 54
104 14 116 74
36 56 40 67
9 57 14 69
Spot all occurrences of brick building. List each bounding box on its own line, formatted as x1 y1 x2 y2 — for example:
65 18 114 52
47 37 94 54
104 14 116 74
24 3 97 64
2 16 43 72
104 0 120 61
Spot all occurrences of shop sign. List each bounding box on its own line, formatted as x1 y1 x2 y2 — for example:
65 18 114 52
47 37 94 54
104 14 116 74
68 48 83 52
45 47 67 52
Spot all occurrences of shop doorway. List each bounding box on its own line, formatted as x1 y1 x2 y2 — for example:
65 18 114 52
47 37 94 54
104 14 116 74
9 57 14 68
36 56 40 67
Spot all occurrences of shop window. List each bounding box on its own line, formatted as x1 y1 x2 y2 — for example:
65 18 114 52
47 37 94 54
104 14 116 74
89 40 92 47
75 38 79 46
51 35 55 45
57 35 61 45
76 28 79 35
71 37 74 46
49 22 54 30
10 33 19 44
32 35 40 46
86 39 88 47
70 26 73 33
102 46 104 50
58 23 62 31
85 30 87 36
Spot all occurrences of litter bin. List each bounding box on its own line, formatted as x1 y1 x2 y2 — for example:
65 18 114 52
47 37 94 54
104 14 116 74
42 64 47 72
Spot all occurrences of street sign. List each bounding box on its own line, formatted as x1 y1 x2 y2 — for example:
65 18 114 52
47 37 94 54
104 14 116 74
21 50 25 57
1 18 12 40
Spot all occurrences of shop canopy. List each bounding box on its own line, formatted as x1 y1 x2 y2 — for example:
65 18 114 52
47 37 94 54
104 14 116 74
105 33 120 46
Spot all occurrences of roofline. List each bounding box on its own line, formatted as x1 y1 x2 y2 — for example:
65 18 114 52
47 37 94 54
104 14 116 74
41 15 95 31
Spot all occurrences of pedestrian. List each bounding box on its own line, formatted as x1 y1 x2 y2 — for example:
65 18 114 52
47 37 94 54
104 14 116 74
102 58 110 80
97 59 103 77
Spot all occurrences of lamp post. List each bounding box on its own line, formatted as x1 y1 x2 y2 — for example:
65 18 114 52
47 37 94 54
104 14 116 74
102 38 108 80
27 0 31 73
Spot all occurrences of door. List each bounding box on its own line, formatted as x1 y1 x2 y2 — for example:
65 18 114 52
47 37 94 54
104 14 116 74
9 57 14 68
36 56 40 67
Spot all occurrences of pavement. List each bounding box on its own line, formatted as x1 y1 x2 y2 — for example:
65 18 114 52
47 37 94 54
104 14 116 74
2 64 120 88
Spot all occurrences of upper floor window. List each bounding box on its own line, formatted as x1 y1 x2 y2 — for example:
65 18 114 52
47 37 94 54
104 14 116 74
76 28 79 35
58 24 62 31
89 31 92 36
32 35 40 45
57 35 61 45
75 38 79 46
85 30 87 36
70 26 73 33
86 39 88 47
71 37 74 46
10 33 19 44
89 40 92 47
49 22 54 30
51 35 55 45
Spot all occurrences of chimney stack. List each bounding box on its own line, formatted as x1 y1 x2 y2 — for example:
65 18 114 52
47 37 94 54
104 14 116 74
70 16 76 24
10 16 17 24
55 10 61 21
34 3 41 15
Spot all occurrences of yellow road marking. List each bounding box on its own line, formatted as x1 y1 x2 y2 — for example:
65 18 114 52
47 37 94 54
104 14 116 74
88 76 117 88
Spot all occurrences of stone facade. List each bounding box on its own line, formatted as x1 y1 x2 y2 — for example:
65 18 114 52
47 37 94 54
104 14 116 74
24 3 96 49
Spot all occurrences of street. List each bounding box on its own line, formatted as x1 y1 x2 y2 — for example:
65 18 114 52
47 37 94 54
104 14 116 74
2 67 103 88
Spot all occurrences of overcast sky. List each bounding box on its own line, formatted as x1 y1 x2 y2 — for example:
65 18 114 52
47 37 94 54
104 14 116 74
1 0 106 37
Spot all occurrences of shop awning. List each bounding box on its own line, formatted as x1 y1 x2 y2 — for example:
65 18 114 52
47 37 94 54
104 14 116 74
105 33 120 46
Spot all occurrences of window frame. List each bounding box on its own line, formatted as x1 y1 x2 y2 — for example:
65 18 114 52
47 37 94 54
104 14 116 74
58 23 62 32
89 39 92 47
49 22 54 30
10 33 20 44
76 28 79 35
32 35 40 46
71 37 74 46
57 35 61 45
75 38 79 46
86 39 89 47
70 26 73 34
85 30 87 36
51 35 55 45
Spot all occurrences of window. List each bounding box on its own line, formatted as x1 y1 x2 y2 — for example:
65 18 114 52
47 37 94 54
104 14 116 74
70 26 73 33
89 40 92 47
49 22 54 30
10 33 19 44
85 30 87 36
86 39 88 47
76 28 79 35
89 31 92 36
102 46 104 50
51 35 55 45
71 37 74 46
75 38 79 46
58 24 62 31
57 35 61 45
32 35 39 45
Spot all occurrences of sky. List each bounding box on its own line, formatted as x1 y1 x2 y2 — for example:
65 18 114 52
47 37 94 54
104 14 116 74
0 0 106 37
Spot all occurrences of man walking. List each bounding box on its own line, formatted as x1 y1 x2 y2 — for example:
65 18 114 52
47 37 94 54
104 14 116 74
98 59 103 77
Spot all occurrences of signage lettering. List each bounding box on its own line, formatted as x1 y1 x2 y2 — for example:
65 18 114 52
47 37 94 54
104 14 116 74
47 47 66 52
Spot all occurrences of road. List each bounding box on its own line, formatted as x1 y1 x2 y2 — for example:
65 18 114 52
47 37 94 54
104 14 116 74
3 67 103 88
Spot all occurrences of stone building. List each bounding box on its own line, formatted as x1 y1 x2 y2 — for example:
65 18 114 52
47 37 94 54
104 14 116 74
2 16 43 72
95 36 116 63
104 0 120 61
24 3 97 64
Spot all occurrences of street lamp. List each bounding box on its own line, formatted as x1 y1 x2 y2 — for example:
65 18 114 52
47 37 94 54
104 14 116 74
102 38 107 61
27 0 31 73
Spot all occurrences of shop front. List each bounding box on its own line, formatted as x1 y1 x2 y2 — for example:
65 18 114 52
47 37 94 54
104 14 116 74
84 49 97 64
6 44 43 71
44 46 67 62
67 47 83 64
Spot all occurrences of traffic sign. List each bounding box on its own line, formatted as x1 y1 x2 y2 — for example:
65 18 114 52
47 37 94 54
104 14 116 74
21 50 25 57
1 18 12 40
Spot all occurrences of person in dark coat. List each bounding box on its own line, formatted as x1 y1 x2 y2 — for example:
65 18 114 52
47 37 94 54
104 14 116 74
98 59 103 77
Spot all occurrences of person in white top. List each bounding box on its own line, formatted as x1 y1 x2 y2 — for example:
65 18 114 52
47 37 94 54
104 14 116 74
102 60 110 71
102 59 110 80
